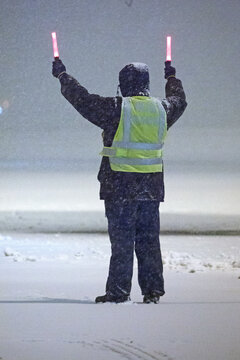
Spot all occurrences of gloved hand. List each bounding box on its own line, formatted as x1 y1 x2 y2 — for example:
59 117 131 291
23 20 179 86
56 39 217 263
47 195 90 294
164 61 176 79
52 59 66 78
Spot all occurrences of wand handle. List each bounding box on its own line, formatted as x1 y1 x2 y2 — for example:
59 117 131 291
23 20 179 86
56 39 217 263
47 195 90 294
165 60 171 68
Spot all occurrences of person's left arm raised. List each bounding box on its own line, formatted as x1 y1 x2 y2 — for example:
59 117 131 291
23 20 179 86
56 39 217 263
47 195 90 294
52 59 121 130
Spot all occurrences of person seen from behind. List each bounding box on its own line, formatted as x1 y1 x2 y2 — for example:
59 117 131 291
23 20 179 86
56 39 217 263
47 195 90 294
52 57 187 304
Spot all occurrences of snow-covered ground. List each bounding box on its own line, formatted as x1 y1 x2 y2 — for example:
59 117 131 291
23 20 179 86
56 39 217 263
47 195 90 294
0 166 239 359
0 233 240 360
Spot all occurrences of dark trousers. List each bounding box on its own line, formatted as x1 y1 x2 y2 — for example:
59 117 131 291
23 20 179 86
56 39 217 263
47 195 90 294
105 199 165 297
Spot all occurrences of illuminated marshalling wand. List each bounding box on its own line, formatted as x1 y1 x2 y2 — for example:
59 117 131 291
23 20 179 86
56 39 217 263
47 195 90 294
165 35 172 68
51 32 59 60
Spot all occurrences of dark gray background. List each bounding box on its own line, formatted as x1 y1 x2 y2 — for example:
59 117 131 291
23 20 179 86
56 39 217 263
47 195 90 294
0 0 239 171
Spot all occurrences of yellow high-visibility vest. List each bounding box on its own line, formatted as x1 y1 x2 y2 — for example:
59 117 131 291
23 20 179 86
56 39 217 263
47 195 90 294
100 96 167 173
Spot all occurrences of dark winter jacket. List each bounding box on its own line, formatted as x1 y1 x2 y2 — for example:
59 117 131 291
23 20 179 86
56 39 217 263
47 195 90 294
58 73 187 201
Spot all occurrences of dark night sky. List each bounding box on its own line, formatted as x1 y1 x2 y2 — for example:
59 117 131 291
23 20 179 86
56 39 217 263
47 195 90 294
0 0 239 170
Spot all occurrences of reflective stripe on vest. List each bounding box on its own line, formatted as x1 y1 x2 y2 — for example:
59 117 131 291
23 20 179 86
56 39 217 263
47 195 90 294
100 96 167 173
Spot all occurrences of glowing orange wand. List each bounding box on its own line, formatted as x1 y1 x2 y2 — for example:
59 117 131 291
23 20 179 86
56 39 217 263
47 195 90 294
165 35 172 70
51 32 59 59
166 36 172 62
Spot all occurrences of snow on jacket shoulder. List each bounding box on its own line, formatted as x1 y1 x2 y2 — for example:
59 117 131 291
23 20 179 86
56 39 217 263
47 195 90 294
59 73 187 131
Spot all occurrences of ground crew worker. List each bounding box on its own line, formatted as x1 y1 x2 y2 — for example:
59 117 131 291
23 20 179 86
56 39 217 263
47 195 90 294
52 59 187 304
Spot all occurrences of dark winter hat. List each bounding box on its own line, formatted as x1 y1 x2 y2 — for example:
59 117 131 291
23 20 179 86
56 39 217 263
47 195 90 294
119 63 150 97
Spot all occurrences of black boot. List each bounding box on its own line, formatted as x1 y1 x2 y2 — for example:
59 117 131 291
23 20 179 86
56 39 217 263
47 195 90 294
95 293 130 304
143 291 160 304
